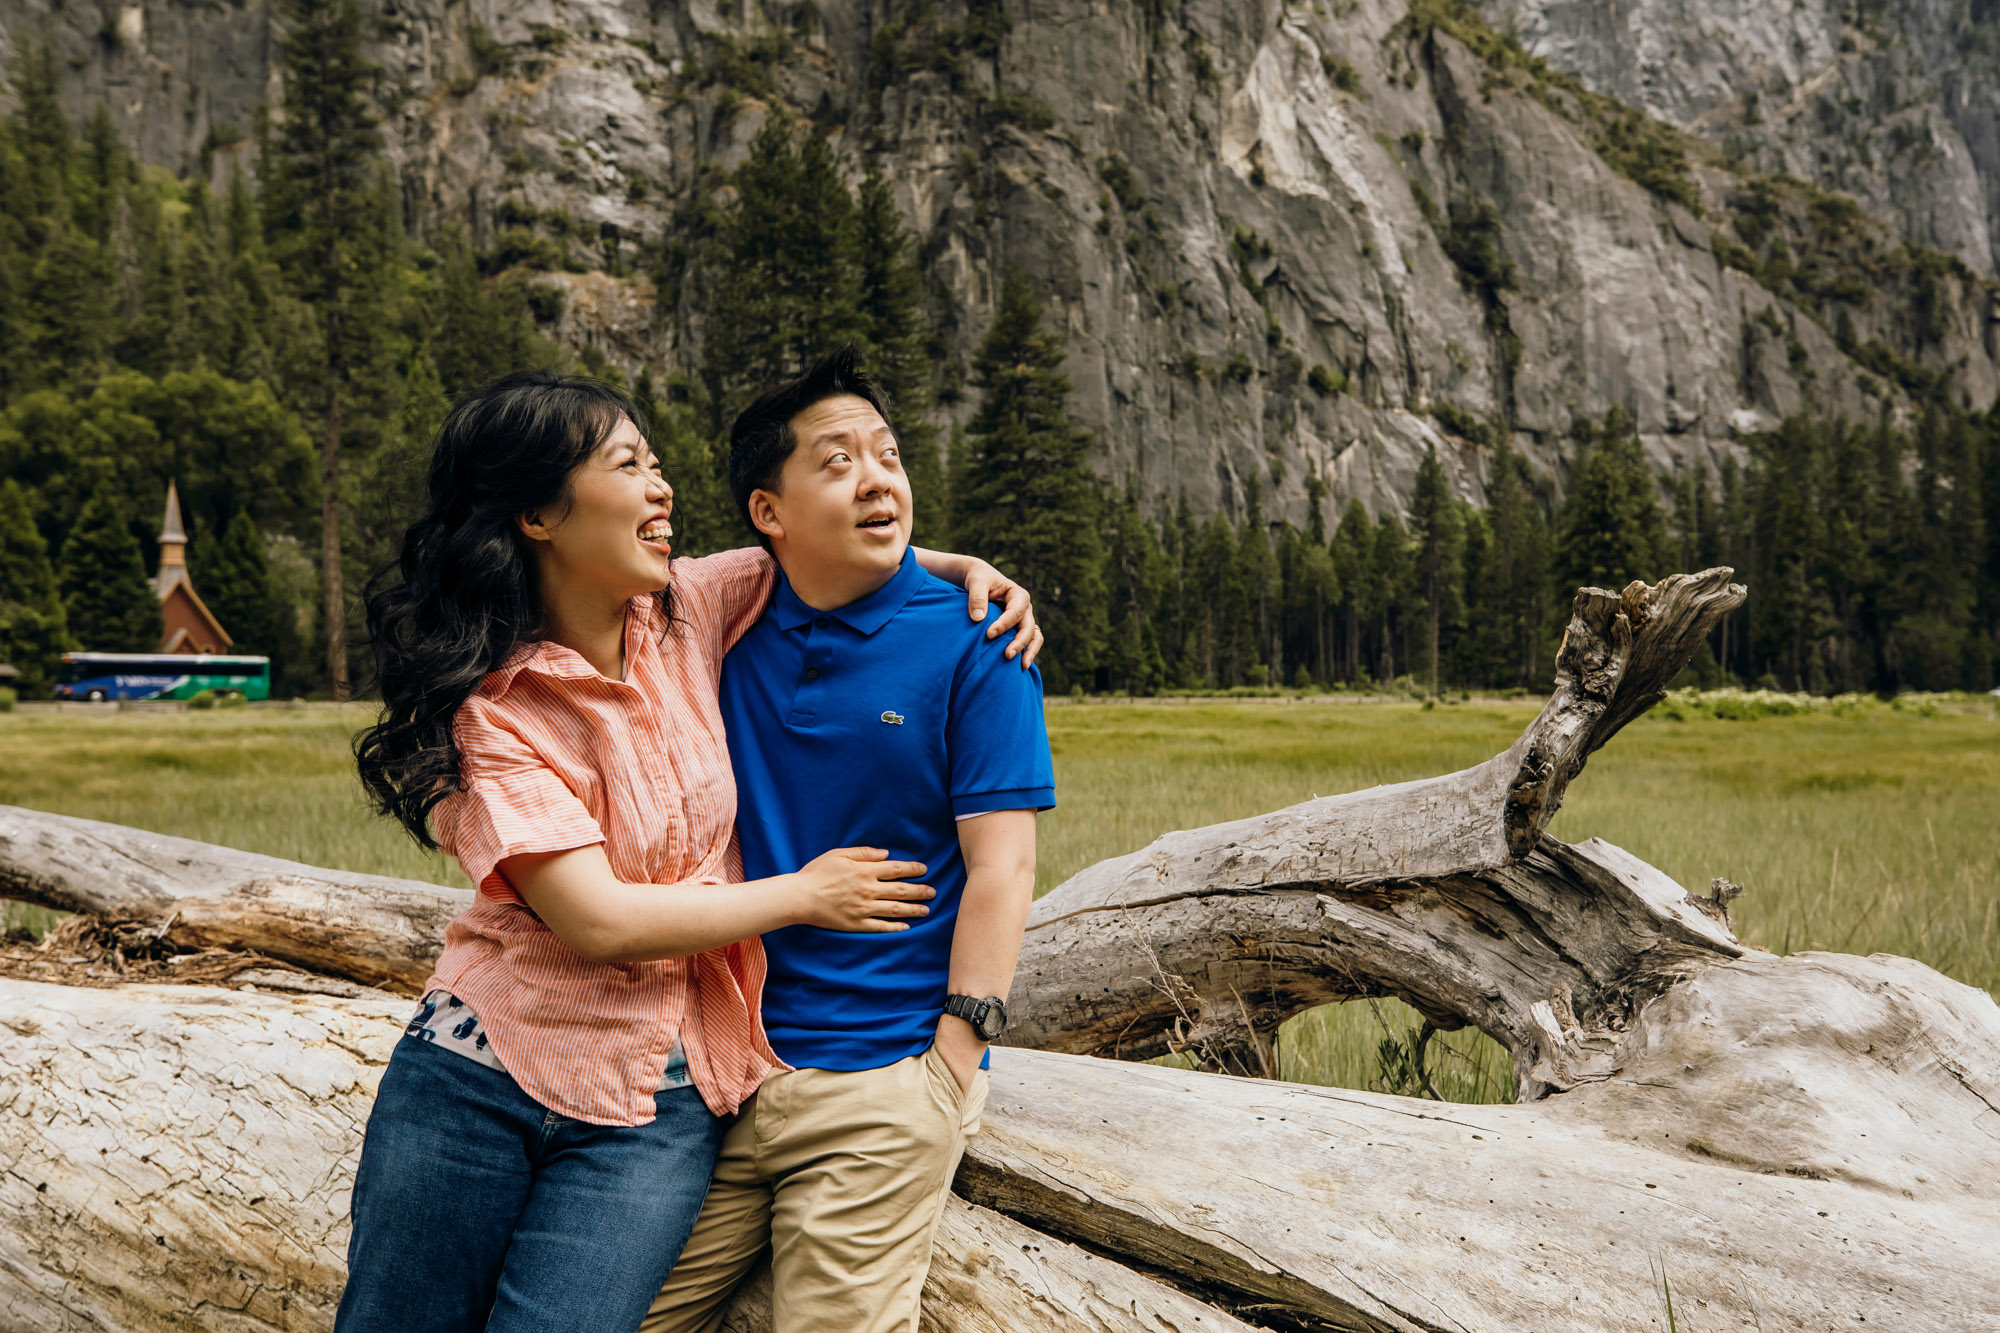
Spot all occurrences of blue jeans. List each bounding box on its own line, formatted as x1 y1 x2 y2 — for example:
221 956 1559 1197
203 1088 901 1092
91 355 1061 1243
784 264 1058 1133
336 1034 726 1333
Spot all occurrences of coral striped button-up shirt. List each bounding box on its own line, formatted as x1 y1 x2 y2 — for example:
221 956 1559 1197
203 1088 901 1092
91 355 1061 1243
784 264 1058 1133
426 547 782 1127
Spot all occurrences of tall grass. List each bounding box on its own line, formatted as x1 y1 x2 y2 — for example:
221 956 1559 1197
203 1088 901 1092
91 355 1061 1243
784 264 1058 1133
0 705 462 895
4 694 1993 1105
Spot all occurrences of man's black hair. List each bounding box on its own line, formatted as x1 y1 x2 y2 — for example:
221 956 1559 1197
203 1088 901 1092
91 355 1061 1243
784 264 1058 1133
727 346 894 549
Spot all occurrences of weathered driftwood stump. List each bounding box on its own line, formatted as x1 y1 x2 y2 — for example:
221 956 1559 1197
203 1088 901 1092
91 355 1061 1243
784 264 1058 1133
4 569 1998 1331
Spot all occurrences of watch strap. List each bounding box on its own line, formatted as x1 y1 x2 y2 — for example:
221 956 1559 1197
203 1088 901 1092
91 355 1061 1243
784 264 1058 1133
944 993 1007 1038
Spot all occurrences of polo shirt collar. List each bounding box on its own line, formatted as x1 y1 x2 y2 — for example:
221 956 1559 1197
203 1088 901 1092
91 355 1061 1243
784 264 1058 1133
771 548 925 636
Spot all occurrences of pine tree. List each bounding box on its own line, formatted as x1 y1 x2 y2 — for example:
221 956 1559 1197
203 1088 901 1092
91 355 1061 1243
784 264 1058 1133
5 47 114 392
1329 499 1374 683
1407 445 1464 695
116 175 192 376
219 164 281 385
1372 512 1411 682
1744 417 1830 689
1277 521 1337 685
263 0 385 700
856 168 945 544
1099 480 1169 694
0 130 25 402
1233 482 1279 685
425 226 560 395
704 120 801 425
1980 410 2000 673
1163 490 1200 685
25 226 114 388
58 483 161 652
73 103 124 247
10 43 71 233
1816 420 1878 692
1188 514 1235 687
0 478 71 696
954 269 1106 691
1939 412 1990 689
704 121 867 429
1556 408 1669 595
196 510 295 681
1715 453 1750 680
792 131 869 360
180 181 235 370
1483 442 1552 687
1455 502 1499 686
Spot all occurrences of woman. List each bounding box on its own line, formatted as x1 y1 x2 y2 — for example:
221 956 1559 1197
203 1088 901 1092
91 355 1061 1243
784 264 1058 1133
341 370 1038 1333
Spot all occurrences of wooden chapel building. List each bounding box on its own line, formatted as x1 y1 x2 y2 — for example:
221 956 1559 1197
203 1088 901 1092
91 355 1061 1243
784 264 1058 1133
155 481 232 655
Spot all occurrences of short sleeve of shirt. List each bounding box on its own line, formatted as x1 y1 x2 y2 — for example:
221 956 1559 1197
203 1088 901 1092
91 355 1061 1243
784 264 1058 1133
946 636 1056 818
671 548 779 659
433 696 607 904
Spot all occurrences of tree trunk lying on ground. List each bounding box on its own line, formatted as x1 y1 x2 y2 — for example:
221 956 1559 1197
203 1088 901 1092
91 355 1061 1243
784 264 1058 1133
4 568 1999 1331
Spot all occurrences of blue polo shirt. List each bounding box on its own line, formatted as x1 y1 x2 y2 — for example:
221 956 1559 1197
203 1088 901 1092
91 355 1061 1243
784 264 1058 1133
719 548 1054 1072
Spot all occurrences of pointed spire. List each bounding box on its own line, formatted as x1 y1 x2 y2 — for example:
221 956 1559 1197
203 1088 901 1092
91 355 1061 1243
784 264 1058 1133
157 480 189 599
159 480 188 545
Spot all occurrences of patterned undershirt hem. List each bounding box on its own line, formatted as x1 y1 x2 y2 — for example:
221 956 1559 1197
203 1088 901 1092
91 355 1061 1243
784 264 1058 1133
406 991 692 1092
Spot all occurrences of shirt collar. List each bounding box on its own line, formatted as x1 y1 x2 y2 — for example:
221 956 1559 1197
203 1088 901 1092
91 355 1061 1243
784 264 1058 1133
482 595 661 697
770 548 925 637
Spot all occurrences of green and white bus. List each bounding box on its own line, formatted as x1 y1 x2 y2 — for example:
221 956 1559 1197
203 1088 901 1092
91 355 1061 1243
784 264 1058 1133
55 653 272 703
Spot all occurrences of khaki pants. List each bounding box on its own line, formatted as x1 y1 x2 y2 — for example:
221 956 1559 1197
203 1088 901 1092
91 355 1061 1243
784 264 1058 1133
641 1044 987 1333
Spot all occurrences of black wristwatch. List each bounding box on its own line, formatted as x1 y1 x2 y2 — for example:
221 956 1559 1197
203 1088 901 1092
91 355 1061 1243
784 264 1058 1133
944 994 1008 1042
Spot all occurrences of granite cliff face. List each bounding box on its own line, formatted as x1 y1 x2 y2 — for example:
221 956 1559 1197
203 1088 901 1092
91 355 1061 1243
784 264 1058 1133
1483 0 2000 280
2 0 1996 528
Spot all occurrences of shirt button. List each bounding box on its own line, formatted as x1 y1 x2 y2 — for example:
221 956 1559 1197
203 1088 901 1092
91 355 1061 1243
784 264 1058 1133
806 669 819 680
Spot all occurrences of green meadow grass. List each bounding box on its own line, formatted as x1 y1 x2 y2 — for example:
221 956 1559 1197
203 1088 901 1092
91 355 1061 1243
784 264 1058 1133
3 694 1994 1103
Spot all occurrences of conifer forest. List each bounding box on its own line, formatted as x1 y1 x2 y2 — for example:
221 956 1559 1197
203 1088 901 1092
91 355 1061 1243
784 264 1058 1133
0 1 1996 701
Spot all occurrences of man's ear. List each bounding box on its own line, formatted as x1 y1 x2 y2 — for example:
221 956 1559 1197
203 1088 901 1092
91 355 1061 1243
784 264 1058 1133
746 488 785 543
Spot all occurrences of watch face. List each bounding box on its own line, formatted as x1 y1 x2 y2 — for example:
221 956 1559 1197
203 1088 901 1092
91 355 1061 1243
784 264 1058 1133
976 998 1007 1040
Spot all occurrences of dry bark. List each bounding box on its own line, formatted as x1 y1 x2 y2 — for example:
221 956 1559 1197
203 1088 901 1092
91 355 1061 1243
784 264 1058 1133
0 806 464 993
965 964 2000 1330
0 980 1254 1333
5 568 1999 1330
1005 570 1753 1095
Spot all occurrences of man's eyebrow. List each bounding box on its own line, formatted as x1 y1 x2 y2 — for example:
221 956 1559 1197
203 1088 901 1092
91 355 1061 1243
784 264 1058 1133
805 421 896 453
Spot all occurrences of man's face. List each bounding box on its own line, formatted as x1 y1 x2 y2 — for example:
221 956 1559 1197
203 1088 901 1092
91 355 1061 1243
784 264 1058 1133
752 394 912 584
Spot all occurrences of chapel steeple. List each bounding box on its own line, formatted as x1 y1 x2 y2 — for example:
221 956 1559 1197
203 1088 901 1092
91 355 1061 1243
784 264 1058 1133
152 480 233 655
156 478 190 599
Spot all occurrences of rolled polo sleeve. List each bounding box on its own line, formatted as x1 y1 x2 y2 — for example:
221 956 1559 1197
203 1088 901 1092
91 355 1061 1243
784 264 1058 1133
671 548 778 658
434 698 606 904
946 636 1056 818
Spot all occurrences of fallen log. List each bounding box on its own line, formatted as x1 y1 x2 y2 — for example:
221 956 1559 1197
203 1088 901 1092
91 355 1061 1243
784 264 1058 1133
4 568 1998 1330
1004 569 1752 1094
0 807 466 993
966 960 2000 1330
0 980 1257 1333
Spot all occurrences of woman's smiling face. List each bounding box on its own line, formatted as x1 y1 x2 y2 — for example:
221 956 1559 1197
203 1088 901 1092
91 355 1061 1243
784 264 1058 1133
520 414 676 604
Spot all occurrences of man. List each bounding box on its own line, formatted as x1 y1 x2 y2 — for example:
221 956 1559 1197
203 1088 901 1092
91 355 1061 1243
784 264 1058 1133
643 348 1052 1333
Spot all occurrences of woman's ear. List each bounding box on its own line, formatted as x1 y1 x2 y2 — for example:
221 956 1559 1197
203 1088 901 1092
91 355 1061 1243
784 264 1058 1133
746 488 785 543
517 510 555 545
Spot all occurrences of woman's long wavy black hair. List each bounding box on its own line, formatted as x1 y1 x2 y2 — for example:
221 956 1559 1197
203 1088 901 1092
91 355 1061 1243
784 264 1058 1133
354 370 654 848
